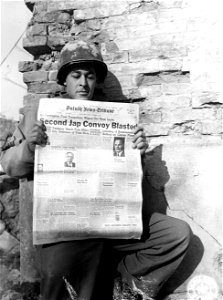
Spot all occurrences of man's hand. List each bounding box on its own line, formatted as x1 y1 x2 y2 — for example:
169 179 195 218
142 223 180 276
132 124 148 155
26 121 48 152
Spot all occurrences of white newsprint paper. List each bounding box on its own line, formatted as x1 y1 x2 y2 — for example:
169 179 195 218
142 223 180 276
33 98 143 245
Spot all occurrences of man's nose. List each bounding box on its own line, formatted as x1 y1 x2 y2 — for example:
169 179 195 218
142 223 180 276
79 75 87 86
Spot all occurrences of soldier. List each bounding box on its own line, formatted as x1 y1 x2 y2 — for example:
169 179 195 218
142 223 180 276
0 40 192 300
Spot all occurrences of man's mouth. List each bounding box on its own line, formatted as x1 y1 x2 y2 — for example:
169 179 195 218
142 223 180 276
77 90 88 94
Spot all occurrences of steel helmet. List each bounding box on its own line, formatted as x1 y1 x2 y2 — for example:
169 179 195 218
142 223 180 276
57 40 108 85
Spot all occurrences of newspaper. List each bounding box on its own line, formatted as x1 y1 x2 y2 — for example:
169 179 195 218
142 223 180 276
33 98 143 245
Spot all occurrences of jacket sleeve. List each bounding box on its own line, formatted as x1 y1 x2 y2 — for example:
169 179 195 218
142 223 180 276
0 104 38 179
0 126 35 178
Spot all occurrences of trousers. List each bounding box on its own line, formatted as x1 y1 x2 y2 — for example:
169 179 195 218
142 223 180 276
37 213 192 300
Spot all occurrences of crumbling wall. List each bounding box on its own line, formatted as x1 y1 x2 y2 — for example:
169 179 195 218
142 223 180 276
2 0 222 299
0 119 40 300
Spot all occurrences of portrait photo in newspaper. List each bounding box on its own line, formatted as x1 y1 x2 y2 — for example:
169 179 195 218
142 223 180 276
64 151 76 168
113 136 125 157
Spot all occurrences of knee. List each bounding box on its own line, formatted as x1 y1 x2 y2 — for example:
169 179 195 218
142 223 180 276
172 218 193 249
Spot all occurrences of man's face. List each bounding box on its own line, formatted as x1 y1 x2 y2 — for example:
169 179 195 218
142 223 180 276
65 65 96 100
114 139 124 154
66 153 74 163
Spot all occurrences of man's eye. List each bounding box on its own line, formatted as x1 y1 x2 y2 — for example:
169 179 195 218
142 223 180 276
71 73 80 78
87 74 96 80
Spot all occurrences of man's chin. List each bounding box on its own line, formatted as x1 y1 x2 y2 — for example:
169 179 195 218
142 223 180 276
76 94 90 100
69 93 93 100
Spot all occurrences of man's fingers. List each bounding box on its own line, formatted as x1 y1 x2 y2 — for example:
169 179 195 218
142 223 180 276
32 125 47 137
27 130 48 146
132 124 148 154
132 130 145 143
35 120 47 131
133 124 144 135
133 141 147 149
132 137 144 147
137 141 147 149
26 116 47 149
41 123 47 131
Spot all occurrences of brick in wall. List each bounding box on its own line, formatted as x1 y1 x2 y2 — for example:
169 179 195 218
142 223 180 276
23 36 51 56
140 94 191 110
169 120 202 135
201 120 222 135
18 61 42 72
23 71 48 83
192 91 222 107
32 11 72 24
73 2 129 21
27 82 64 94
26 24 47 37
142 123 170 136
140 111 162 123
162 107 219 123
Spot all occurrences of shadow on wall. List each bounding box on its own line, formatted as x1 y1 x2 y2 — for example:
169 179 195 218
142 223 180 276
142 145 170 218
94 71 130 102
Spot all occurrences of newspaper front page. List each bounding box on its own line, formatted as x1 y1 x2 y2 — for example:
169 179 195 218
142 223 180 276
33 98 143 245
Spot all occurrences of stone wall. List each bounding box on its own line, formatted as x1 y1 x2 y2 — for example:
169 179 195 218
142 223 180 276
0 118 39 299
1 0 222 299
